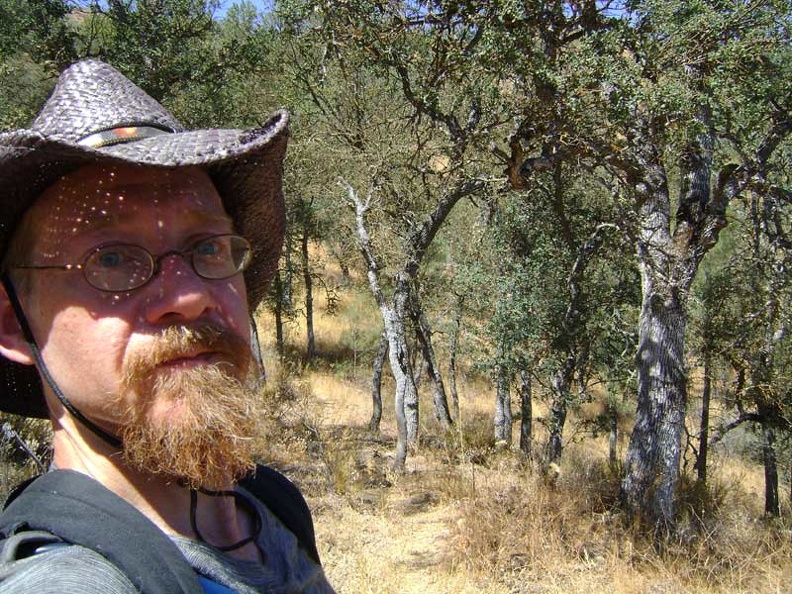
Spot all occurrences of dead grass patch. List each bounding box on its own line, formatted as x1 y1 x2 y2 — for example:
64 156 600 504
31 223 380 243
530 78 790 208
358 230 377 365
249 282 792 593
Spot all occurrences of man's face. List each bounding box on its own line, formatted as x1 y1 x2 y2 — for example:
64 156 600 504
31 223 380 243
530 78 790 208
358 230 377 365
18 163 262 488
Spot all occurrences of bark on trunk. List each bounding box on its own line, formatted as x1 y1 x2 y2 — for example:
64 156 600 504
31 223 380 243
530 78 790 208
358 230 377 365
519 370 533 457
621 289 688 535
273 270 285 357
384 281 420 449
546 358 574 464
763 426 780 517
608 398 618 470
619 143 690 534
282 233 294 313
694 352 712 484
370 330 387 433
301 229 316 360
411 296 453 428
619 103 729 533
448 295 464 422
345 181 422 470
494 362 512 444
343 175 483 470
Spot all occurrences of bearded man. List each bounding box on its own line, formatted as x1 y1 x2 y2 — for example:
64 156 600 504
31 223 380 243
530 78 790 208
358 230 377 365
0 59 334 594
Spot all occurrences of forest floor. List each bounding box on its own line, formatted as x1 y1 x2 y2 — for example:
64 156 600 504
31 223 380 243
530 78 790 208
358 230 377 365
250 258 792 594
257 336 792 594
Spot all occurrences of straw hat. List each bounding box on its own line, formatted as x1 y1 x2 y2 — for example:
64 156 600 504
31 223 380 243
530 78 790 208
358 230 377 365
0 59 289 418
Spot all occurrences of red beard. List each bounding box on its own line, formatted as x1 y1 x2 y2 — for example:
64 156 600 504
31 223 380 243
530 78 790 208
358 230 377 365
114 322 263 490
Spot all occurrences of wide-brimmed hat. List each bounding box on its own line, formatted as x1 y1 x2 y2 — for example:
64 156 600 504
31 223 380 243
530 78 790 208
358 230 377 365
0 59 289 418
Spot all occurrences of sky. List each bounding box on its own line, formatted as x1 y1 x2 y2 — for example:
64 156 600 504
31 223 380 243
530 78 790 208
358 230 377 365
72 1 275 18
215 0 274 17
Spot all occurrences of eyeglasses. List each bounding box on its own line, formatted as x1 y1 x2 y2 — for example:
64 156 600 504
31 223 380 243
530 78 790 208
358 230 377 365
13 234 252 293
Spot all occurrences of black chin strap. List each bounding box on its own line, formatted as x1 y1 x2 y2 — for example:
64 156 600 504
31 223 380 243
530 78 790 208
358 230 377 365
1 273 123 450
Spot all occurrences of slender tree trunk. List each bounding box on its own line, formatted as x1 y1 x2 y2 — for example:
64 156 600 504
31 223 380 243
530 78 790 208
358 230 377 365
519 370 532 457
369 330 387 433
546 358 574 464
494 361 512 444
546 222 614 465
345 180 420 471
411 297 452 429
448 295 464 422
282 233 294 313
694 352 712 484
763 426 780 517
608 397 618 470
273 270 285 357
301 229 316 360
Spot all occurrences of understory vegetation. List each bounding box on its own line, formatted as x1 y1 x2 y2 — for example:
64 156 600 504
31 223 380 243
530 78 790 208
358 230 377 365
251 285 792 593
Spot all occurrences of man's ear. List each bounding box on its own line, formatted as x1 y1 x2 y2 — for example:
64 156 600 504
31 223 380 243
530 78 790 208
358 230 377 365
0 283 35 366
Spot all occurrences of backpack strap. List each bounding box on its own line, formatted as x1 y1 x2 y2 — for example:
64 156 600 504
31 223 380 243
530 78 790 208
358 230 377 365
240 465 321 565
0 470 202 594
0 465 321 591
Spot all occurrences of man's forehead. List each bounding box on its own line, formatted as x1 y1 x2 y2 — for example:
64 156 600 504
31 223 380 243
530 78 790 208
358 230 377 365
31 164 231 233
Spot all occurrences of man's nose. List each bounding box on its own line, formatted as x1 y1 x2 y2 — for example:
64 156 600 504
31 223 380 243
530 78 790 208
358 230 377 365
141 253 216 325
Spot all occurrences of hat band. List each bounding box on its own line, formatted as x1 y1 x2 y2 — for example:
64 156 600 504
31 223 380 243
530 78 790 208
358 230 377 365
78 125 172 149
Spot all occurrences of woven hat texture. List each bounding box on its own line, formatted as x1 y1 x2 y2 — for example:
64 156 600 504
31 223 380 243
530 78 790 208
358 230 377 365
0 59 289 418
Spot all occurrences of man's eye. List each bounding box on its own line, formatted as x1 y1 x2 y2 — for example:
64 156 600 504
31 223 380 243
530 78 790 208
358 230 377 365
194 238 224 257
96 250 124 268
90 246 145 270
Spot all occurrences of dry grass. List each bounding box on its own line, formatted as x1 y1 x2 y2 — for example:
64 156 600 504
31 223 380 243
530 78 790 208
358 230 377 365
253 285 792 594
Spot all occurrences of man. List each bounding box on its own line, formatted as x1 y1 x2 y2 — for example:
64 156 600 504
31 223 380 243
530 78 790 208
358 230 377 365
0 59 335 593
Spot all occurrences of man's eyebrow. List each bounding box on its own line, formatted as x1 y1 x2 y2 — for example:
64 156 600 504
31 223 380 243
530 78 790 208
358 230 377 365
70 211 233 235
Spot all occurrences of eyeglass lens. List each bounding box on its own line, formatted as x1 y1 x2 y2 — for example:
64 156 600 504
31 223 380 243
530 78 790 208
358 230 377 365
83 235 251 292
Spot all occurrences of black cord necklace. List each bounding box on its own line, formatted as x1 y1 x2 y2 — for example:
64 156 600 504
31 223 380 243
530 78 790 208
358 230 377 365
189 487 264 553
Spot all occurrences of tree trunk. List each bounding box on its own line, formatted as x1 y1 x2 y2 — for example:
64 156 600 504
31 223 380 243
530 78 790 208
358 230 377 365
345 181 422 471
272 270 285 357
619 104 728 534
621 288 688 535
282 232 294 313
619 147 688 533
411 296 453 429
545 221 614 465
494 362 512 444
519 370 532 457
694 352 712 484
301 228 316 360
343 175 483 470
448 295 463 422
608 397 618 470
369 330 387 433
300 228 316 361
763 426 780 517
546 358 574 464
383 279 420 453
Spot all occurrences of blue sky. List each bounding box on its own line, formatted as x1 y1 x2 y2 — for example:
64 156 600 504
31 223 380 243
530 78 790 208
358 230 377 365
73 1 274 18
215 0 274 17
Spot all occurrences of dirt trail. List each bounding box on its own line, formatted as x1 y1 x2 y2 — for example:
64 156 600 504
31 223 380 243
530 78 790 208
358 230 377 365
311 490 505 594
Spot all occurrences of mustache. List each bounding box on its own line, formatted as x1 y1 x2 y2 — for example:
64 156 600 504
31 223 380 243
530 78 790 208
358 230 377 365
123 322 252 383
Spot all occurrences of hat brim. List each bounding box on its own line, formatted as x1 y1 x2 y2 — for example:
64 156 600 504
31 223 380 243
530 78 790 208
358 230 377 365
0 110 289 418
